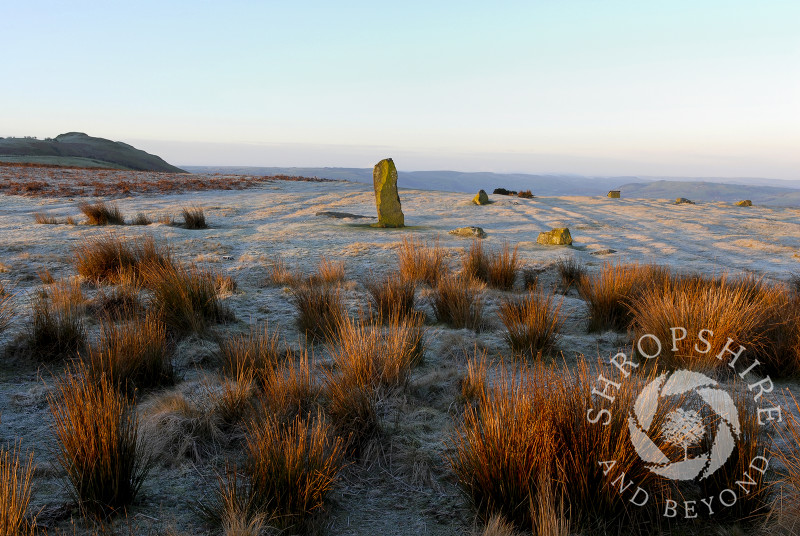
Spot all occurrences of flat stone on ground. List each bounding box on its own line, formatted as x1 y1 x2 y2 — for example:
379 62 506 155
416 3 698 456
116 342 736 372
448 226 487 238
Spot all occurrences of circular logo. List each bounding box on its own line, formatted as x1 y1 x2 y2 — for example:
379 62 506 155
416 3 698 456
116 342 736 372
628 369 741 481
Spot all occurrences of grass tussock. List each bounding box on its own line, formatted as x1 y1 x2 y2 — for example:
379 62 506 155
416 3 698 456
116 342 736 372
37 269 55 284
131 212 152 226
49 362 150 515
430 273 484 330
398 236 448 286
219 324 287 384
215 273 238 294
517 190 534 199
462 239 489 282
258 352 318 425
75 234 173 284
181 206 207 229
90 285 144 320
630 274 800 376
85 315 174 396
450 361 771 532
311 257 345 285
205 414 344 532
774 393 800 525
34 212 59 224
499 291 564 358
79 201 125 225
462 240 519 290
24 282 86 361
264 257 303 287
460 348 489 405
290 281 346 342
364 271 417 322
143 262 232 334
486 242 519 290
522 267 540 291
324 315 423 452
0 286 14 335
0 442 35 536
578 262 670 332
555 256 585 290
139 376 257 466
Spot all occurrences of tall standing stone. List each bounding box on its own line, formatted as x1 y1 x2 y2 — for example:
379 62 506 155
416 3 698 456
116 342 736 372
372 158 404 228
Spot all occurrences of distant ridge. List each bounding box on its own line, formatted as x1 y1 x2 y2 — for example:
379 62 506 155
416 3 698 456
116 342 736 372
0 132 185 173
183 165 800 206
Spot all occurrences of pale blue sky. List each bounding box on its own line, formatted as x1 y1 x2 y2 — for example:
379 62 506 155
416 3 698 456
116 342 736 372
2 1 798 178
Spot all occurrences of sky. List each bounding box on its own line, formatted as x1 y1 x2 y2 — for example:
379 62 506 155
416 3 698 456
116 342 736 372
2 1 799 179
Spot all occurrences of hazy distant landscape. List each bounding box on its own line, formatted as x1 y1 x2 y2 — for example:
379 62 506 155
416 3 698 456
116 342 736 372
186 166 800 205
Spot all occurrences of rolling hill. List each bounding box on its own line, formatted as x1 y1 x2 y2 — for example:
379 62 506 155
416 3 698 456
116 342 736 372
0 132 186 172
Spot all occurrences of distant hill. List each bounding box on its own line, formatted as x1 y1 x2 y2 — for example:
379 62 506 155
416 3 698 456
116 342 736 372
0 133 185 173
184 166 800 206
183 166 630 195
619 180 800 206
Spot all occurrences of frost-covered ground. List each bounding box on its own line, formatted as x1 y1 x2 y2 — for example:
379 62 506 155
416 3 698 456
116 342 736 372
0 174 798 535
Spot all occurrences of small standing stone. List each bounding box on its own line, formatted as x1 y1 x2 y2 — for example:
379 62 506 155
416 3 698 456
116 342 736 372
372 158 404 227
537 228 573 246
473 190 490 205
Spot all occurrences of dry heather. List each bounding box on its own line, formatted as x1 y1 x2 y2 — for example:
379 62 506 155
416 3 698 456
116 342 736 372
449 361 771 532
49 362 150 515
84 315 174 396
430 273 485 330
398 236 448 286
75 233 172 284
578 262 670 332
498 290 564 358
0 163 330 197
181 206 207 229
79 201 125 225
0 441 35 535
630 274 800 376
364 271 417 322
205 414 344 532
290 281 346 342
